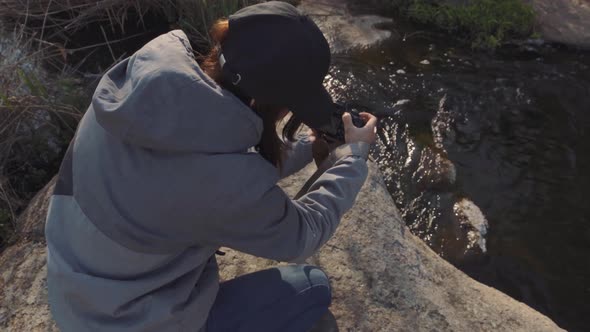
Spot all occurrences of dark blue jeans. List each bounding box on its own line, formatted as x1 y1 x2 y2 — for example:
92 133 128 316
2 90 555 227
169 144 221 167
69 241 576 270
205 264 332 332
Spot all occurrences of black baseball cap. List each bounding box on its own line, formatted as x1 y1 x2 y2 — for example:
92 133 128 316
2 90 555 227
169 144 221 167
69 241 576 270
220 1 334 129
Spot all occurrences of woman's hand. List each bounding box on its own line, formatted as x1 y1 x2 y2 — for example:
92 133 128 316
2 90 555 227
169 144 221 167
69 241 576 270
309 111 377 166
343 112 378 144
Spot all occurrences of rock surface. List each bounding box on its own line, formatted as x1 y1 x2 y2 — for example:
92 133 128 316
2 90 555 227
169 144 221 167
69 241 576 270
300 0 590 49
0 177 58 332
0 164 564 331
299 0 393 53
221 162 563 331
532 0 590 49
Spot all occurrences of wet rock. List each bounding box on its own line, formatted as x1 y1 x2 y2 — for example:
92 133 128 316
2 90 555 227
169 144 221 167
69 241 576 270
420 59 431 65
0 164 564 331
431 95 456 152
375 105 485 265
453 198 489 253
412 147 456 192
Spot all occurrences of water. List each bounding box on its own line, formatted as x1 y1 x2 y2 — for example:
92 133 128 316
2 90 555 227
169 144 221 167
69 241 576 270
325 20 590 331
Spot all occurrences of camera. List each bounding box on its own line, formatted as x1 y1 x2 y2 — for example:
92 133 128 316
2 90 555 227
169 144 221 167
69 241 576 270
317 102 366 143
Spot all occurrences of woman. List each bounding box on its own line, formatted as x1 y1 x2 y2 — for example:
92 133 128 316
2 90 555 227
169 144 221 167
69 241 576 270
45 2 377 331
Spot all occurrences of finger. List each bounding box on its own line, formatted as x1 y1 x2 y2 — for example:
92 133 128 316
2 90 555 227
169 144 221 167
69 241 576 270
359 112 372 120
342 112 353 128
360 112 378 128
359 112 377 121
366 116 378 128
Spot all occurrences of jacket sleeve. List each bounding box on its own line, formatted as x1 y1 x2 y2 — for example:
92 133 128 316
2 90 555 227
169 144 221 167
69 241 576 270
279 134 313 179
196 142 370 262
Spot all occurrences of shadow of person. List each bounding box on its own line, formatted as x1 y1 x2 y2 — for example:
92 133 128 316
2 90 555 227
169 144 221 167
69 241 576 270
309 309 339 332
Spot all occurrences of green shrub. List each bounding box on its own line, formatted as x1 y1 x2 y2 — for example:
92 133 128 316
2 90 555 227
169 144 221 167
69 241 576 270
351 0 535 49
407 0 535 49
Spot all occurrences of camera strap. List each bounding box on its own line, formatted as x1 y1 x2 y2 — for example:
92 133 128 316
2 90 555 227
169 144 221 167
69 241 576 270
294 159 332 200
294 143 369 200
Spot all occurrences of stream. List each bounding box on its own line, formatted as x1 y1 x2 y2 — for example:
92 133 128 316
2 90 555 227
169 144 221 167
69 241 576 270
315 5 590 330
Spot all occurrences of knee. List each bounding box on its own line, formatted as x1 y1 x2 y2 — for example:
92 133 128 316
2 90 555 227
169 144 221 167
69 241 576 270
281 264 332 307
305 265 331 291
307 266 332 307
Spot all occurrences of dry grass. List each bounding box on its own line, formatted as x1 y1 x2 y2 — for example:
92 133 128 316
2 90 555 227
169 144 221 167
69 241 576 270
0 25 84 248
0 0 302 72
0 0 300 248
0 0 269 59
0 0 163 30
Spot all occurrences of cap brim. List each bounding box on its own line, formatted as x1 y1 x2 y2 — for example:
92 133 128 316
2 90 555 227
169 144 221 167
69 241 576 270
288 85 335 130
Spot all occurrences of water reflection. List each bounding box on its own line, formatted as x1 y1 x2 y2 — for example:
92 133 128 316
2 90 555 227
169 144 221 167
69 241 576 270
327 25 590 331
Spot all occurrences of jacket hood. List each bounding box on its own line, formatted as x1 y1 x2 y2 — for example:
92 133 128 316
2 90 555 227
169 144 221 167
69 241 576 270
92 30 262 153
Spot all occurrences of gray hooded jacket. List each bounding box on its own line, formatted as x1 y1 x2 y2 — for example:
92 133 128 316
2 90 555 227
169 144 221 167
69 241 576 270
45 30 369 332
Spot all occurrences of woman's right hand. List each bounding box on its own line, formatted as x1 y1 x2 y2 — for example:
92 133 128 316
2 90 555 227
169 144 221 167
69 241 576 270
343 112 378 144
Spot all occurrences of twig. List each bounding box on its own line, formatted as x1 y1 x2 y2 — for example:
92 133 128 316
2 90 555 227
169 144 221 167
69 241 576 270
64 31 146 53
0 171 18 231
403 31 427 42
59 47 98 76
135 0 145 29
0 108 26 136
38 0 54 53
100 25 117 63
0 2 100 18
23 0 30 28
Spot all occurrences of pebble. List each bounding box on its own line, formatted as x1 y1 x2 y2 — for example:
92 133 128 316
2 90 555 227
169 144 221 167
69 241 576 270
396 69 406 74
420 59 430 65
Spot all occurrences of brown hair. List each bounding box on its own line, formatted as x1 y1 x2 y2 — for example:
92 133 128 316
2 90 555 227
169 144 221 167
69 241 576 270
199 19 303 169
